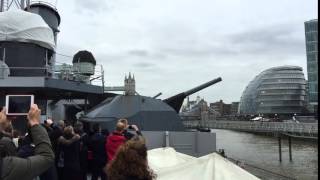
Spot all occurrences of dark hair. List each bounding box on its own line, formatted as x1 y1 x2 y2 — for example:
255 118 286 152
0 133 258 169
74 121 83 134
12 129 21 138
92 123 101 133
106 136 156 180
101 129 109 136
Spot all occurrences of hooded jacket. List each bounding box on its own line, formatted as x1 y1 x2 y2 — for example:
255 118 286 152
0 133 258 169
1 125 54 180
106 132 126 162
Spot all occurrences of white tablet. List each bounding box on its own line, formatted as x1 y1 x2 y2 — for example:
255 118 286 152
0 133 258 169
5 95 34 115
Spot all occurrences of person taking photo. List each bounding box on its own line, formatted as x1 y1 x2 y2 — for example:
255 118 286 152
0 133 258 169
0 104 54 180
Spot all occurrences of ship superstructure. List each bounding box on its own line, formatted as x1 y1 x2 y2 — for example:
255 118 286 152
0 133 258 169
0 1 109 132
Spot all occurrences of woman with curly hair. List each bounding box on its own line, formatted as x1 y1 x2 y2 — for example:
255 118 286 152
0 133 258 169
106 136 156 180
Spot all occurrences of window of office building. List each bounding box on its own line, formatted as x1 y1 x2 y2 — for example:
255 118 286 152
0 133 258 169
308 74 318 81
307 43 318 52
309 83 318 92
306 22 318 32
307 61 318 72
306 33 318 41
307 54 317 61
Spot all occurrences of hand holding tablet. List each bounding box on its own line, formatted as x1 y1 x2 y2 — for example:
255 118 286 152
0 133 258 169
27 104 41 127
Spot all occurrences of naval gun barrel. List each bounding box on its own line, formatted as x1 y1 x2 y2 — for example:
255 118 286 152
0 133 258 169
153 92 162 99
183 77 222 96
163 77 222 112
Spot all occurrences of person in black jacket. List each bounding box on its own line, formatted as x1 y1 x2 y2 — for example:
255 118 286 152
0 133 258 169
50 120 65 156
74 121 90 180
42 119 53 135
58 126 81 180
106 136 156 180
89 123 108 180
40 119 58 180
17 134 34 158
49 120 65 179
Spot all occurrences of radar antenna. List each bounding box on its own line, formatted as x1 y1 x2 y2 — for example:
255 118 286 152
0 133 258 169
0 0 58 12
0 0 30 11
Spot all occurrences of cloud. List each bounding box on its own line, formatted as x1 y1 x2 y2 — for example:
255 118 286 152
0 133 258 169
74 0 109 14
128 50 149 57
153 22 305 61
55 0 316 103
228 23 305 56
133 62 156 69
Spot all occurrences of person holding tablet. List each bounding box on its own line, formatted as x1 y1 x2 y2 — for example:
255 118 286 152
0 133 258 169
0 104 54 180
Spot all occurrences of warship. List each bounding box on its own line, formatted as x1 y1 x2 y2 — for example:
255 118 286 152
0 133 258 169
0 0 225 159
0 0 222 133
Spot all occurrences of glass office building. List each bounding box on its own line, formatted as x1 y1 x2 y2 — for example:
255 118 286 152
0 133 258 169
239 66 307 116
305 19 318 113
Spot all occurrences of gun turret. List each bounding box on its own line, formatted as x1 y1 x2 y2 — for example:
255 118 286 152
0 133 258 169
163 77 222 112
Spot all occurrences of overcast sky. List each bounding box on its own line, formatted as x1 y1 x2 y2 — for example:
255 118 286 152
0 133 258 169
53 0 317 103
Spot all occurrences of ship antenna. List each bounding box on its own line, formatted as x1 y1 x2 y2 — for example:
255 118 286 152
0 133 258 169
0 0 30 11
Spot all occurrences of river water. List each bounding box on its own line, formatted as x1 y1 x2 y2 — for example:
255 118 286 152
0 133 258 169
211 129 318 180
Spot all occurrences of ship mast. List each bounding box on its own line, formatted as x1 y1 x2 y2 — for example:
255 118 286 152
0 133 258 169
0 0 58 12
0 0 31 12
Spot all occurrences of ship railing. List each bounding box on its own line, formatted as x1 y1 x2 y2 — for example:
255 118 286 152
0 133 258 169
91 64 105 87
0 65 53 78
53 62 105 86
0 63 105 87
181 118 318 135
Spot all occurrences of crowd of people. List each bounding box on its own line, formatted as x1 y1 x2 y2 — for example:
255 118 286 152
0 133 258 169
0 104 156 180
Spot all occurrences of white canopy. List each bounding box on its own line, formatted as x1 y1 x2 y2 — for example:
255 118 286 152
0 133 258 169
148 148 260 180
0 10 55 50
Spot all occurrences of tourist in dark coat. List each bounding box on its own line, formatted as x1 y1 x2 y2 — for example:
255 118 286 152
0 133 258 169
42 119 53 135
74 121 90 180
50 120 65 157
90 123 108 180
49 120 65 179
40 119 59 180
58 126 81 180
17 134 34 158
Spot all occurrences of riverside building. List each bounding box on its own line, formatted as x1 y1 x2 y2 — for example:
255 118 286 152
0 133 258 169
239 66 307 118
304 19 318 114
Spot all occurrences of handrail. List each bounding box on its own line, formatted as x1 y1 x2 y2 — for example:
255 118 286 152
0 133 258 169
0 66 49 70
182 119 318 136
0 63 105 86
